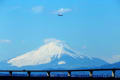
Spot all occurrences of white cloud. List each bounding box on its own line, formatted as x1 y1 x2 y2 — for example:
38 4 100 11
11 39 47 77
54 8 72 14
21 40 24 43
104 55 120 63
44 38 62 44
32 6 43 14
81 45 87 49
11 6 21 10
0 40 11 43
58 61 66 65
111 55 120 63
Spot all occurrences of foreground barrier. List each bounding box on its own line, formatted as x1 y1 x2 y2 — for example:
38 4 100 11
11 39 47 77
0 68 120 78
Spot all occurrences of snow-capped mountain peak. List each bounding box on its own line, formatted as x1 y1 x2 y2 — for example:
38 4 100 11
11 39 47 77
7 39 108 69
8 39 81 67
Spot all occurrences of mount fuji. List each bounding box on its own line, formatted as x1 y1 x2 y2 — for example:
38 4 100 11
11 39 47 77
6 39 108 70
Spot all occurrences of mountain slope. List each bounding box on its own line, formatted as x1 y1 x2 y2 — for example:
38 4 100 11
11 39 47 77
101 62 120 68
7 39 108 69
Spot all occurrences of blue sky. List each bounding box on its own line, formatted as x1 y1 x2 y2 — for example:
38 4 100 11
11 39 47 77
0 0 120 63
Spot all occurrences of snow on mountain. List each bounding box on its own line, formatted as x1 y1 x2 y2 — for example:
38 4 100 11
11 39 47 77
8 39 108 68
58 61 66 65
8 39 80 67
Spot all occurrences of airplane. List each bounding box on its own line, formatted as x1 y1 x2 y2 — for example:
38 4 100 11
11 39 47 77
58 14 63 16
55 8 64 16
58 13 63 16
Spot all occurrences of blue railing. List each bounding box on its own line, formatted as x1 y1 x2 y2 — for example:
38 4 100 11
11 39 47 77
0 68 120 78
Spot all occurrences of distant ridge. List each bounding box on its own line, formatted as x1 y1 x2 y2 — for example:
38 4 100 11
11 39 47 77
0 39 108 70
101 62 120 68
